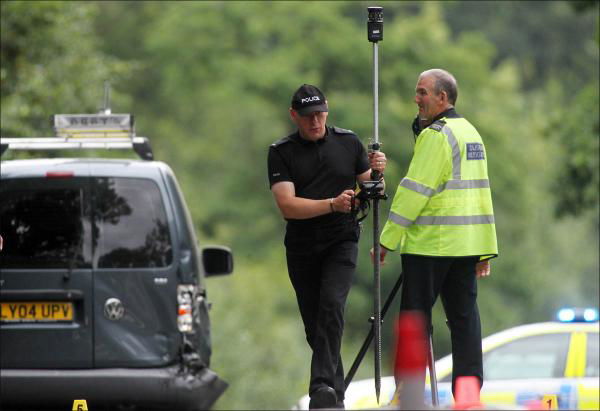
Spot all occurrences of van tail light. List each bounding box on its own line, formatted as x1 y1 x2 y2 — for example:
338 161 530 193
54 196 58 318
46 171 74 178
177 285 197 334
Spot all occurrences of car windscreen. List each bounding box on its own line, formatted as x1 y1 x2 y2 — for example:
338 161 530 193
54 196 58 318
93 177 172 268
0 177 91 269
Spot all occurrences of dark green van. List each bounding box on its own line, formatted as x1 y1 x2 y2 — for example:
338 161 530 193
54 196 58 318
0 120 233 410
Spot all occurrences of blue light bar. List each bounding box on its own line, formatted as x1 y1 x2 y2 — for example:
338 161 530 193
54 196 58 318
557 308 576 322
583 308 599 322
557 307 599 323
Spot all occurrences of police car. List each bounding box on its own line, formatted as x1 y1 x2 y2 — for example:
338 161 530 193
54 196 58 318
0 111 233 410
294 308 599 410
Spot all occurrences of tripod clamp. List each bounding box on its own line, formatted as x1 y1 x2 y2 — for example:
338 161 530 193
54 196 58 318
368 316 383 324
351 141 387 222
350 178 386 223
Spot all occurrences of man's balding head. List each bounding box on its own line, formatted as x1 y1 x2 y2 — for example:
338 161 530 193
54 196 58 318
419 69 458 106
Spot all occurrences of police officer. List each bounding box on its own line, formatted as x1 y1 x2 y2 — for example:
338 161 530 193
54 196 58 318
373 69 498 396
268 84 387 409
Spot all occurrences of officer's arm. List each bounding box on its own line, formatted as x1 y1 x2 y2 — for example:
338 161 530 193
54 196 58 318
271 181 352 219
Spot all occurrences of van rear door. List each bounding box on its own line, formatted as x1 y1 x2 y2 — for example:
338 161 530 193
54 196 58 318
0 176 94 368
91 176 179 367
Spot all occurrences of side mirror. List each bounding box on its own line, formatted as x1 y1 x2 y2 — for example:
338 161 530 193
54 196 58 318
202 246 233 277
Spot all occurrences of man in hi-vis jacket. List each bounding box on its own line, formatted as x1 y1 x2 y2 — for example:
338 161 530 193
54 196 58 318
372 69 498 397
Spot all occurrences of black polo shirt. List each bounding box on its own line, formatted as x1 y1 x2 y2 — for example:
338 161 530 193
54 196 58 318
268 125 369 228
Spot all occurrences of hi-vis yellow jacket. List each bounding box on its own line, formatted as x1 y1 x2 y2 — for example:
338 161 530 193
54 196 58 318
380 114 498 260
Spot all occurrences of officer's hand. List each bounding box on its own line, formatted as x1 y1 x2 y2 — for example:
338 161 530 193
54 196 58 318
368 151 387 174
369 246 387 265
476 260 491 278
333 189 355 213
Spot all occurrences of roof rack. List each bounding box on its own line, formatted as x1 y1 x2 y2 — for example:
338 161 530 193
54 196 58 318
1 113 154 160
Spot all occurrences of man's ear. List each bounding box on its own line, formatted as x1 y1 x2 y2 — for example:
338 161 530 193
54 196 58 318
439 91 448 104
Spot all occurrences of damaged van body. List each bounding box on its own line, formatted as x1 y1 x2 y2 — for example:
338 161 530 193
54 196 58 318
0 116 233 410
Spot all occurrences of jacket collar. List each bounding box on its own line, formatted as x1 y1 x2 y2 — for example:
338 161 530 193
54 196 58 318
431 107 461 123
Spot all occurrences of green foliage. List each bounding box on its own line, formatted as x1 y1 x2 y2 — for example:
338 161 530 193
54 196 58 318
551 82 600 218
2 1 598 409
0 1 131 137
443 1 599 90
208 256 310 409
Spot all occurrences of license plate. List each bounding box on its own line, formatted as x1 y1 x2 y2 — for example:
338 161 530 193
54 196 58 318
0 302 74 322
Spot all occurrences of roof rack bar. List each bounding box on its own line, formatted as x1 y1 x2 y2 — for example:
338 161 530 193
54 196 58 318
1 111 153 160
0 136 154 161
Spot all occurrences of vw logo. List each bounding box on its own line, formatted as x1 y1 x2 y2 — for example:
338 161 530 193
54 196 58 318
104 298 124 321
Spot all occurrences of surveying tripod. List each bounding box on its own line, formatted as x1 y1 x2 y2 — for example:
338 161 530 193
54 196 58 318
343 272 440 407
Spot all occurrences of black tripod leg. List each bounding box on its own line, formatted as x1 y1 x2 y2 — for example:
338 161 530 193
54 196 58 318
344 272 404 389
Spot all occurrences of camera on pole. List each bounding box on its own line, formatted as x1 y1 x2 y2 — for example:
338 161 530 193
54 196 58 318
367 5 386 404
344 7 441 408
367 6 383 43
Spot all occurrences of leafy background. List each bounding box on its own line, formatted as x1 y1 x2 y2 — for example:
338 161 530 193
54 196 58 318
1 1 598 409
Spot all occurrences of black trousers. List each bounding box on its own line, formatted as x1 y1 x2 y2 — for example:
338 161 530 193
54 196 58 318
285 222 359 400
400 254 483 395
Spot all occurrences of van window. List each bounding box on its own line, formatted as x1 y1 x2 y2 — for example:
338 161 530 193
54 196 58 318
0 178 91 269
94 177 172 268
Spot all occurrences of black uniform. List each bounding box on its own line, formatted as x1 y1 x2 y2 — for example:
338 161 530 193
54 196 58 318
268 125 369 401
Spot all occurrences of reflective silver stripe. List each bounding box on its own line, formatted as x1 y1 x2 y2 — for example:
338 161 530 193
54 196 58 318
389 211 414 227
415 215 495 225
400 178 436 197
442 125 461 179
436 179 490 193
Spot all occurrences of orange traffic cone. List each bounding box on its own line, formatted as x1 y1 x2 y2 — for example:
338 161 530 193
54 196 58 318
393 311 427 410
453 376 484 410
525 400 544 410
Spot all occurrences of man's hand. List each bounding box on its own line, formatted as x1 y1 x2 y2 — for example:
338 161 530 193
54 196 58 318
332 189 355 213
370 246 387 265
476 260 491 278
368 151 387 174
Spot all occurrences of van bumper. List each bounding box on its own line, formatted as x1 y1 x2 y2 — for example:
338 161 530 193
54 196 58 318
0 365 228 411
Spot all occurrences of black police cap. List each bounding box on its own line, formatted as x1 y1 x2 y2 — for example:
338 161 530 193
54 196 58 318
291 84 328 116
